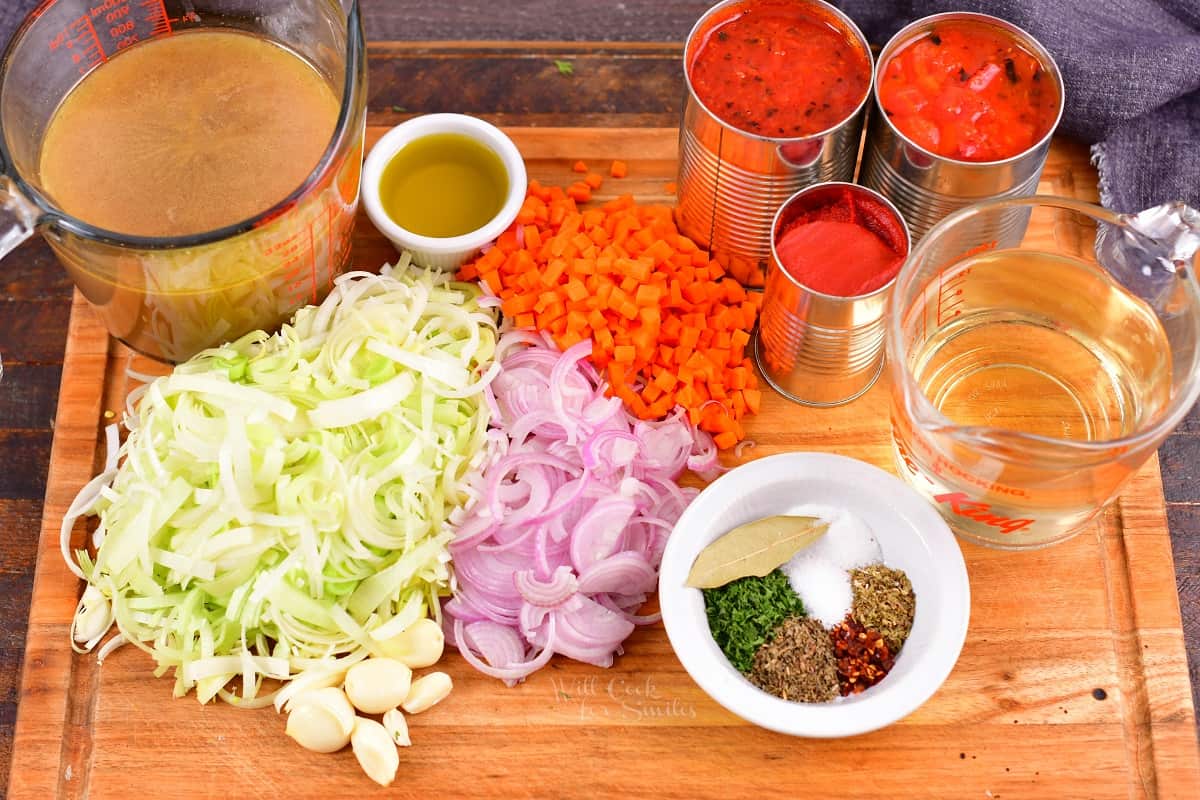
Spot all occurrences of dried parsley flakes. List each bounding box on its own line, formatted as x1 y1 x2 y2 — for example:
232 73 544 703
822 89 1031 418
702 568 806 673
849 563 915 653
748 617 839 702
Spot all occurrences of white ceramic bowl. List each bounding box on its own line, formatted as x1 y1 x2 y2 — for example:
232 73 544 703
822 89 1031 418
659 452 970 738
362 113 527 271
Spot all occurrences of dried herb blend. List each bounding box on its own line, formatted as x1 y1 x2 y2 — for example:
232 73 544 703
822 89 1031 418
850 563 916 653
829 616 894 695
748 617 839 702
702 569 806 673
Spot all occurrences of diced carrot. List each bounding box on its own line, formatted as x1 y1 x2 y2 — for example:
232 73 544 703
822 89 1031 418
543 259 566 285
566 182 592 203
455 176 762 447
524 225 543 250
564 278 589 303
610 160 628 178
566 309 589 333
572 160 588 173
496 228 521 252
480 271 502 294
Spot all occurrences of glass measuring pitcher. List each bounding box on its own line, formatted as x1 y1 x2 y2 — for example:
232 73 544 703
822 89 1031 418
887 197 1200 549
0 0 366 363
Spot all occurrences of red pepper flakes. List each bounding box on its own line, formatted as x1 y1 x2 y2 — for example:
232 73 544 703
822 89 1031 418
829 616 894 696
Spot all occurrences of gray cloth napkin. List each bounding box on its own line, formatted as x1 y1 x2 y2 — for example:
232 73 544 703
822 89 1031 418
839 0 1200 213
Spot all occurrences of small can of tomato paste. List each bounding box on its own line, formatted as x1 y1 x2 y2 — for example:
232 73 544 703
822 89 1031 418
676 0 873 288
860 12 1064 240
754 182 910 406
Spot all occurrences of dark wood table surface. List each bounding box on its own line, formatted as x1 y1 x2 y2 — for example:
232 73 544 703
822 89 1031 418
1 2 1197 795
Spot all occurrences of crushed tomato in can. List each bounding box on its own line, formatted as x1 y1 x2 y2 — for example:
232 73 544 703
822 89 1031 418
687 0 872 139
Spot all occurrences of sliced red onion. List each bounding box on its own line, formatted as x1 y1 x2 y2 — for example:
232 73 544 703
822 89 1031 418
596 593 662 625
446 330 715 684
454 617 556 685
734 438 756 458
568 496 636 571
576 551 656 595
581 429 641 472
514 565 578 607
462 620 526 669
686 427 723 481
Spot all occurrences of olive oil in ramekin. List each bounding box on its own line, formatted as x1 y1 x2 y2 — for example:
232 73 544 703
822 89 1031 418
378 133 508 238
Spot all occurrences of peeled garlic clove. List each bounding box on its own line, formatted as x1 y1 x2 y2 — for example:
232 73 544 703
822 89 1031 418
344 657 412 715
379 618 445 669
381 708 411 747
278 669 348 713
286 699 353 753
351 717 400 787
73 585 112 645
285 686 355 753
401 671 452 714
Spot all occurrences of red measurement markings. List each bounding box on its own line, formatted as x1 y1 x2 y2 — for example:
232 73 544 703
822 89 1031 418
325 199 337 296
935 267 970 325
266 229 312 307
139 0 173 38
306 217 319 305
48 13 107 75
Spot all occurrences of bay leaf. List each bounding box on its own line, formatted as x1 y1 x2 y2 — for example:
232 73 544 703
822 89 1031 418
685 515 829 589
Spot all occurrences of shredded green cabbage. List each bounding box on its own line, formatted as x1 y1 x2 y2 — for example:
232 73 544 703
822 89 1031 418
65 257 498 705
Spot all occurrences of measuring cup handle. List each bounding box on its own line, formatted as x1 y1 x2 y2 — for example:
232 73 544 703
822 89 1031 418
0 175 40 261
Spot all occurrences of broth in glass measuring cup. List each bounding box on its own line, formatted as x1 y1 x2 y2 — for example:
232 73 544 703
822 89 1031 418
0 0 367 363
887 197 1200 549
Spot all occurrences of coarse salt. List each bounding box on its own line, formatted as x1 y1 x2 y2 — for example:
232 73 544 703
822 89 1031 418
781 504 882 627
785 503 882 570
783 557 852 627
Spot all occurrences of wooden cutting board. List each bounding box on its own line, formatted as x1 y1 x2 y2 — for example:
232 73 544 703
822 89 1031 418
9 128 1200 799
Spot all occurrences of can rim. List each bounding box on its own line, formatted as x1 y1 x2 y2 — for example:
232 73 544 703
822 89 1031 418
767 181 912 302
681 0 875 144
871 11 1067 169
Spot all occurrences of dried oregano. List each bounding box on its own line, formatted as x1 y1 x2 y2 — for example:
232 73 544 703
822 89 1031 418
849 563 915 653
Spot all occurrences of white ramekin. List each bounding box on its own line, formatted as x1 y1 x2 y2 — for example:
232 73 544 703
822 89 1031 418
362 113 527 272
659 451 971 738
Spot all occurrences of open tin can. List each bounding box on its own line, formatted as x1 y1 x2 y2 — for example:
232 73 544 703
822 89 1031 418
754 182 910 407
860 12 1064 241
675 0 873 287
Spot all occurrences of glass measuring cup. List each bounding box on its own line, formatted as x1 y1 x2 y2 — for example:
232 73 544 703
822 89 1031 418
0 0 367 363
887 196 1200 549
